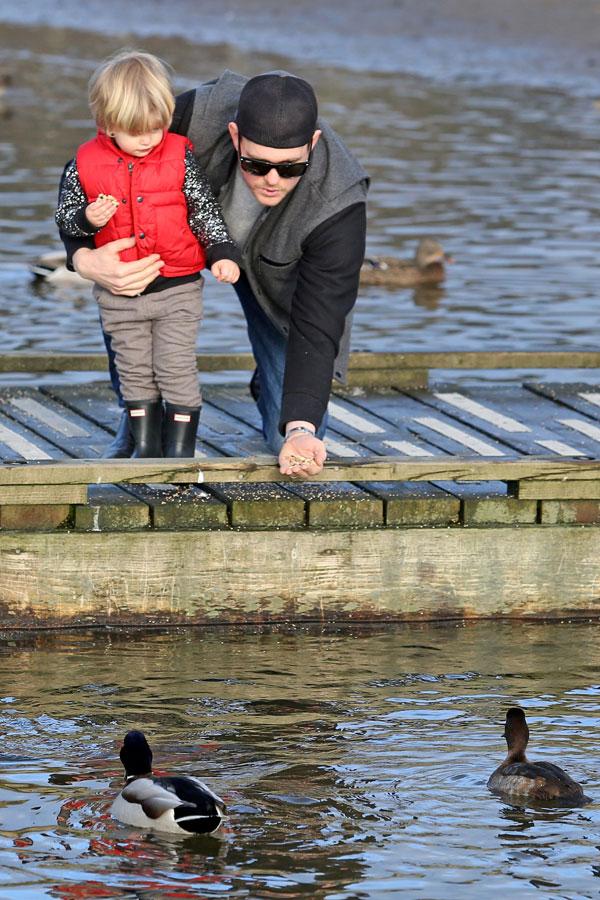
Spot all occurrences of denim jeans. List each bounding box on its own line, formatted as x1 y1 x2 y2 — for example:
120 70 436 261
233 273 327 453
103 274 327 453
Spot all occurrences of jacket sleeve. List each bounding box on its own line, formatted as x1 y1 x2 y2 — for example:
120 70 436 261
279 201 367 434
182 148 241 267
55 159 98 237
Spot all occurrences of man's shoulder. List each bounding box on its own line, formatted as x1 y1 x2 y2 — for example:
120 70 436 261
186 70 248 119
309 121 369 200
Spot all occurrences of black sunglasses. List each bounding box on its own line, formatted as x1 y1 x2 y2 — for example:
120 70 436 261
238 146 312 179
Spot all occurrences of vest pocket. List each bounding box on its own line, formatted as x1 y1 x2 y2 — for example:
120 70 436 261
257 255 299 305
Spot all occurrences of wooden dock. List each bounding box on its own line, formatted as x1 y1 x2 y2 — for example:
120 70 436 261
1 351 600 628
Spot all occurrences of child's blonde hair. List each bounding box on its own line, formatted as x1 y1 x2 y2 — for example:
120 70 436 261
89 49 175 134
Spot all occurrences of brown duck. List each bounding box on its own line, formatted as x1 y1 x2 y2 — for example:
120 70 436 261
33 237 450 291
487 707 590 805
360 238 449 288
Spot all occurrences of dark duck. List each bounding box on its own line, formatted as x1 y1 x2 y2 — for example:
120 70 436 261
111 730 226 834
360 238 449 288
487 707 590 805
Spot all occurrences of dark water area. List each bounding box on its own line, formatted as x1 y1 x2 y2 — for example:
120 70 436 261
1 8 600 896
2 2 600 372
0 622 598 899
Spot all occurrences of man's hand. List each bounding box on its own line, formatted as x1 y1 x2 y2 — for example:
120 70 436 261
279 431 327 477
73 237 164 296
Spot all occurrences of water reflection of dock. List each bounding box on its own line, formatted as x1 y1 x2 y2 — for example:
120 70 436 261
1 350 600 629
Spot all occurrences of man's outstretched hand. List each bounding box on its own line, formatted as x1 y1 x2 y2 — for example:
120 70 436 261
278 431 327 477
73 237 164 296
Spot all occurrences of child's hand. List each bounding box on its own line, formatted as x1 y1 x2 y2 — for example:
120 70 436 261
210 259 240 284
86 194 119 228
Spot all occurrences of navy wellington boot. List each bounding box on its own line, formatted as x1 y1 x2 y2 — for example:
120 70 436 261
102 409 136 458
125 400 164 457
163 404 200 458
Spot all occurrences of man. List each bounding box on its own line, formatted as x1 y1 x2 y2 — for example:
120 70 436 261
61 70 369 476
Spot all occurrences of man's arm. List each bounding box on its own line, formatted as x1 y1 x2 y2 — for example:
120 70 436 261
279 201 367 433
277 201 366 477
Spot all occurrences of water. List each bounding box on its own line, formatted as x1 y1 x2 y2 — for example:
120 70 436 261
0 622 598 899
2 2 600 367
1 7 600 897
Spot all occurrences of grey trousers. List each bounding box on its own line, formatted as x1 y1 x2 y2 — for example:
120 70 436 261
94 280 203 407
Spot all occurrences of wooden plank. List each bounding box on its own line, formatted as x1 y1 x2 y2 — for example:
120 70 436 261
41 383 121 432
0 388 111 458
123 484 228 529
462 497 538 525
335 387 514 457
0 411 63 462
0 485 88 504
74 485 150 531
402 384 596 458
516 480 600 500
43 384 255 460
197 401 382 526
205 483 305 528
525 382 600 420
0 504 72 531
357 481 460 526
344 368 427 388
3 350 600 373
284 481 383 528
5 456 600 486
2 527 600 626
540 500 600 525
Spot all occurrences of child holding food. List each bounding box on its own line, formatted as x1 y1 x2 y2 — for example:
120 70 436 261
56 49 240 457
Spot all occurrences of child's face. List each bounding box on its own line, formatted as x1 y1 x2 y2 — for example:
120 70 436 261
110 127 164 157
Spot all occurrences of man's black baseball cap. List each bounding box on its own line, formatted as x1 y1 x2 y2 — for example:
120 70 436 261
235 73 318 148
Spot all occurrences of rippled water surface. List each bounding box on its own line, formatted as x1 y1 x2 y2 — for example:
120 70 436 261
2 2 600 364
0 623 598 899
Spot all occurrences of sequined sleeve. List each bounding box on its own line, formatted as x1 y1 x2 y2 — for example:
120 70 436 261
55 159 96 237
183 149 241 265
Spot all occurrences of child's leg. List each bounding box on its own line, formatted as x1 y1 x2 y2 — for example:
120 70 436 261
151 281 203 458
94 286 162 457
100 326 135 458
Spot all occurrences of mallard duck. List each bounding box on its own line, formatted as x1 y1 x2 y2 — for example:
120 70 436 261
360 238 449 288
111 730 226 835
29 251 89 287
487 707 590 805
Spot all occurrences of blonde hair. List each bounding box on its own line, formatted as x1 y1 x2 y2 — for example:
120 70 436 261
89 49 175 134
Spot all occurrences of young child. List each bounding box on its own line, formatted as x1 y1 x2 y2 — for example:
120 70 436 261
56 50 241 458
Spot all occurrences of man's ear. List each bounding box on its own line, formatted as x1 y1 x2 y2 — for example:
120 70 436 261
228 121 239 151
311 129 322 150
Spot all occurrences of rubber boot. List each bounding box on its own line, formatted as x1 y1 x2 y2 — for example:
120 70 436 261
163 403 200 458
125 400 164 458
102 409 135 458
249 367 261 402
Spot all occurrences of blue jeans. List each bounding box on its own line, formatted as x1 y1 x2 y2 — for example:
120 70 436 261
103 274 327 453
233 274 327 453
102 326 124 407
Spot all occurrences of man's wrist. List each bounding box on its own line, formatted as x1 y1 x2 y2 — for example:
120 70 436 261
284 422 317 440
72 247 92 276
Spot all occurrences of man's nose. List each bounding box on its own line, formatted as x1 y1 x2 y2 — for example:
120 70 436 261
264 167 280 185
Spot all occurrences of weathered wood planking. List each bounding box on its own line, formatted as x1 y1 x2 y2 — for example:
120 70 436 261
0 388 112 458
1 527 600 628
402 383 598 457
3 350 600 371
3 455 600 486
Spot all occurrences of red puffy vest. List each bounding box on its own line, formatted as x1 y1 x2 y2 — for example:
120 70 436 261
76 131 206 277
